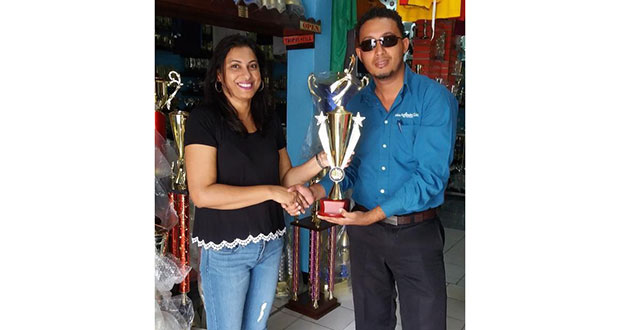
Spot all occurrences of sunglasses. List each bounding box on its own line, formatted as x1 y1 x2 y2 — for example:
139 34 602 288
359 35 404 52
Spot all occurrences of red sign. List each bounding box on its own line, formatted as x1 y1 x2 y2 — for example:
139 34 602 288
283 34 315 46
300 20 321 33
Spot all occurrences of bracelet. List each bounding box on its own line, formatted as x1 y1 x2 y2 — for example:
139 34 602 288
315 153 328 169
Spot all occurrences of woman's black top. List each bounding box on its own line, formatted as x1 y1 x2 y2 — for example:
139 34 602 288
184 105 286 250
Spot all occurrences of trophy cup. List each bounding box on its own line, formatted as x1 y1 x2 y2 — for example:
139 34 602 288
155 71 183 143
308 55 368 218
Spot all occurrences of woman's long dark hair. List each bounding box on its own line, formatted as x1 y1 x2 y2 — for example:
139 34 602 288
204 34 270 136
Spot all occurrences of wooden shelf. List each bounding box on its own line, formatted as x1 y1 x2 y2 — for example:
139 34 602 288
155 0 321 37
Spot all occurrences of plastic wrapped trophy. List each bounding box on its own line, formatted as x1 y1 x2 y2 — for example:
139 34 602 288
155 71 183 259
164 72 192 307
285 56 368 319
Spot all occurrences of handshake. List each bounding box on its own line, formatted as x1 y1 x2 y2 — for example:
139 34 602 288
273 151 352 217
271 152 355 216
276 184 317 217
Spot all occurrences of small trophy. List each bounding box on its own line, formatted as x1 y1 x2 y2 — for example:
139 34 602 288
308 55 368 218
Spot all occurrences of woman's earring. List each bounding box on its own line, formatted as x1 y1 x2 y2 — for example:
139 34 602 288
214 81 222 93
258 81 265 92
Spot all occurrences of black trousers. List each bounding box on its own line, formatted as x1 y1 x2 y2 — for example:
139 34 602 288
347 217 447 330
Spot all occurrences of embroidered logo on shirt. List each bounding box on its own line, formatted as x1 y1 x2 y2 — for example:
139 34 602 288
395 112 419 118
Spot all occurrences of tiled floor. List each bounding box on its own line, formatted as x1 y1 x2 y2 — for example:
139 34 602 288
265 226 466 330
190 196 465 330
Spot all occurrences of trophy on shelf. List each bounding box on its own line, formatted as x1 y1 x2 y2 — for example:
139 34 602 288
285 56 367 319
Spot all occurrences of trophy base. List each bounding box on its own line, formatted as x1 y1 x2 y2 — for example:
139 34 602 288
291 216 338 231
285 291 340 320
318 199 350 218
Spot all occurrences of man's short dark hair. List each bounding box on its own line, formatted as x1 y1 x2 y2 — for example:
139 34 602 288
355 7 405 43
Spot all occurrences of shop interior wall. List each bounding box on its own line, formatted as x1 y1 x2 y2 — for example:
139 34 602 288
285 0 332 273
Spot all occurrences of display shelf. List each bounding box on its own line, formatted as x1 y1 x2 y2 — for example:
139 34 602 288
155 0 321 37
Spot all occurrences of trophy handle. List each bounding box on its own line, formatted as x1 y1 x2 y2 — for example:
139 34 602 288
165 71 183 111
307 74 322 103
359 76 369 89
345 55 356 74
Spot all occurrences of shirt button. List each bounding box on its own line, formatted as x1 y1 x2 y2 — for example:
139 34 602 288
381 166 386 171
382 144 387 148
384 120 388 124
380 189 385 194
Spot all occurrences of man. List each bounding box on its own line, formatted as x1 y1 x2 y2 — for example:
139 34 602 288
299 7 458 330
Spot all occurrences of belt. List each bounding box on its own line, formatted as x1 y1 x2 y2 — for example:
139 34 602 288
353 204 437 226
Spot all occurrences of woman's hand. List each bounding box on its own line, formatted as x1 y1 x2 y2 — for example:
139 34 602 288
271 186 307 216
287 184 315 207
271 186 297 205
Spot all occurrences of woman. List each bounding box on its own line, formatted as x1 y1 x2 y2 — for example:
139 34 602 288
184 34 328 330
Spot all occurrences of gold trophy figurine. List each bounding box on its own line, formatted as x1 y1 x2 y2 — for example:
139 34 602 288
155 71 183 112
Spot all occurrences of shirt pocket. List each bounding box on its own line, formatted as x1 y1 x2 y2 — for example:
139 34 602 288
394 119 419 153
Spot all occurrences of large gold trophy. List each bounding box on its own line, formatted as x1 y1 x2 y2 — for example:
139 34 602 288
285 56 367 320
155 71 183 254
309 56 368 217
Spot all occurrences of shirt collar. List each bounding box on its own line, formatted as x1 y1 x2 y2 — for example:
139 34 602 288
360 66 415 105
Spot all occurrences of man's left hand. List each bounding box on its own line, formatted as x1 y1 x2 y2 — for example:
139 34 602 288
318 209 377 226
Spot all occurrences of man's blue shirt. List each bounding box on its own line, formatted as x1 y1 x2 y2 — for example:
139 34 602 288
320 67 458 217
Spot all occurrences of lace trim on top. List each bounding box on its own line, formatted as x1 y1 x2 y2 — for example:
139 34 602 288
192 227 286 251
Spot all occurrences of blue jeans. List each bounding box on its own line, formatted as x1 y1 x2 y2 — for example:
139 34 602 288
199 237 283 330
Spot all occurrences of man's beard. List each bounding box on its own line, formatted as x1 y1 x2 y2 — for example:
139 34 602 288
374 60 403 80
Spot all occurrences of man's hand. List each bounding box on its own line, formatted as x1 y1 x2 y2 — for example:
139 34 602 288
318 209 380 226
288 184 315 208
281 184 315 216
278 190 307 216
